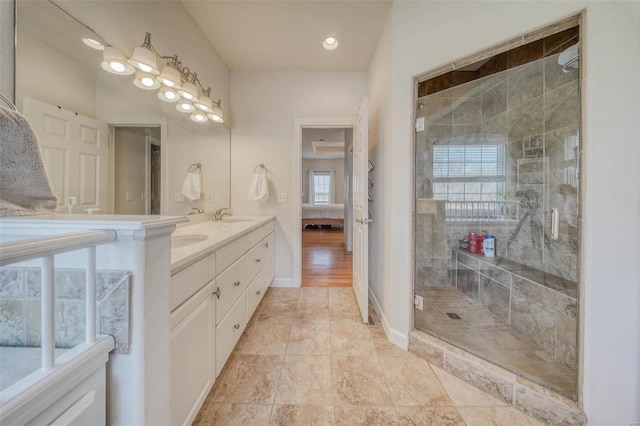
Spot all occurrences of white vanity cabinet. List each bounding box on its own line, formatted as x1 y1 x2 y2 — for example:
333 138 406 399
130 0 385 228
170 219 275 426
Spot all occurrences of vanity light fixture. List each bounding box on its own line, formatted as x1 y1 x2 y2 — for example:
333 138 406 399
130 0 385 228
133 70 161 90
176 100 196 113
128 33 160 75
82 37 105 51
194 88 214 113
156 55 182 88
190 110 208 123
177 72 199 101
100 46 135 75
323 37 338 50
158 86 180 103
206 101 224 123
98 31 223 124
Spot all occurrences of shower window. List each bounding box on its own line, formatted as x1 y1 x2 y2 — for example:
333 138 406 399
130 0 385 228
413 25 581 399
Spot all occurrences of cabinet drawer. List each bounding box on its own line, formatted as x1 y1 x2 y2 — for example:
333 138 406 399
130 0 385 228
216 236 246 273
171 253 215 311
246 226 265 249
216 292 248 376
246 242 265 283
247 269 268 319
215 255 248 324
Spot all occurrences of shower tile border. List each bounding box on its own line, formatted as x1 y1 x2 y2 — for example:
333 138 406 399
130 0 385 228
409 329 586 425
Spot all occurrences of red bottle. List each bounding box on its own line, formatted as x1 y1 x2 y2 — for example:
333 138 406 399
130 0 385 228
468 232 478 254
478 231 486 255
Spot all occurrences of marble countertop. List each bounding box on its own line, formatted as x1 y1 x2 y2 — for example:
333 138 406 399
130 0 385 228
170 215 275 273
0 214 188 230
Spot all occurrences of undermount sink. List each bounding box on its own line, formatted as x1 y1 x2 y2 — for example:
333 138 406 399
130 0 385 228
221 217 252 223
172 234 208 249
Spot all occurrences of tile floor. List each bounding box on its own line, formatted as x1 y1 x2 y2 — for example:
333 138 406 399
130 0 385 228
194 287 544 425
415 286 576 398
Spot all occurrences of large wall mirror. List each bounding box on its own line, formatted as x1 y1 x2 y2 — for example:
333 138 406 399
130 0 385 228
15 0 230 216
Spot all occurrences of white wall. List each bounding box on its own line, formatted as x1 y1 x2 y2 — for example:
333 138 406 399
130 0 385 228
230 70 367 285
371 1 640 424
302 158 345 204
367 9 393 339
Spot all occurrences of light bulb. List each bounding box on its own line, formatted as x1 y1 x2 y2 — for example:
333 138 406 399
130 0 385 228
138 63 153 73
190 111 208 123
110 61 126 72
323 37 339 50
165 91 176 100
325 37 336 45
141 77 155 87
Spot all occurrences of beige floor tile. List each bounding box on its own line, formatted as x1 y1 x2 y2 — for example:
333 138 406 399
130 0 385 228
331 356 393 406
330 334 375 356
258 303 299 323
211 354 283 404
378 356 452 407
296 303 332 324
328 288 357 306
395 406 465 426
193 403 271 426
287 322 331 355
369 327 412 357
269 405 333 426
298 287 329 305
329 304 362 321
457 406 533 426
330 317 371 340
263 288 300 305
275 355 333 404
431 365 508 407
333 405 398 425
236 321 291 355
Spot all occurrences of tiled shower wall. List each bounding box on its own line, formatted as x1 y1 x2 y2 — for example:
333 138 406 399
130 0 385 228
0 267 131 353
415 27 580 286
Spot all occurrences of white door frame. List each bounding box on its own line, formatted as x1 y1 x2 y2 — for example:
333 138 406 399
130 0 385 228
292 118 355 287
104 117 168 215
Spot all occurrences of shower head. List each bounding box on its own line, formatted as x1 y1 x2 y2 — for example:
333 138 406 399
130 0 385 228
558 42 579 73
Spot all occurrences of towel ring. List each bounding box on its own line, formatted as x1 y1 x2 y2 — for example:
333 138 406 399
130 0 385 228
188 163 202 173
254 163 267 174
0 94 17 111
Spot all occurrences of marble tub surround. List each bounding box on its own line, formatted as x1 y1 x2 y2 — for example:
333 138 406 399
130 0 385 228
170 214 275 272
0 267 131 353
194 287 543 425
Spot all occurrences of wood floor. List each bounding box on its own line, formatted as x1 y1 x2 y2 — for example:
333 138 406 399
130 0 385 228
302 227 352 287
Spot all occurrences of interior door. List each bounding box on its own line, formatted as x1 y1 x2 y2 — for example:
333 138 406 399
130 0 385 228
23 97 108 213
352 98 369 323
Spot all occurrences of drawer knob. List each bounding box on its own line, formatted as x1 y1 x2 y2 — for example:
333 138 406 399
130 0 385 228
264 242 269 248
255 258 261 263
256 290 261 295
233 323 240 330
214 287 221 299
234 281 241 287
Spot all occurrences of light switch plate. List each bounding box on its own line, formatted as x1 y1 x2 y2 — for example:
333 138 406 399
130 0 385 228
415 117 425 132
414 295 424 310
174 192 184 202
277 193 287 203
126 192 132 201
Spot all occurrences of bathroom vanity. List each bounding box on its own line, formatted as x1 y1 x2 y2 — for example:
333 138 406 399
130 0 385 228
169 216 275 426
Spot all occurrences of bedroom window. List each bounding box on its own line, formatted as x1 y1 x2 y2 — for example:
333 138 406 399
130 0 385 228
312 171 332 205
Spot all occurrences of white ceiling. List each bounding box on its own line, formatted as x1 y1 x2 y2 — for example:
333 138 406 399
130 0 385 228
302 128 349 159
180 0 392 71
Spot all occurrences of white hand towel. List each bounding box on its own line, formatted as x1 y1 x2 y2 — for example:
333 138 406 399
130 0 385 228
248 173 269 202
182 171 202 201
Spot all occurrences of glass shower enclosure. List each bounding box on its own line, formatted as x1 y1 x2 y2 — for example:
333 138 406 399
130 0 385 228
413 27 581 398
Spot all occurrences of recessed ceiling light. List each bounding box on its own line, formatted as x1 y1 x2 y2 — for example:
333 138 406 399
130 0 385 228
82 38 105 51
323 37 338 51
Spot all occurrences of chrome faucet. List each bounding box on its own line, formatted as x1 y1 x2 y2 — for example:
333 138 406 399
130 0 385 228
188 208 204 215
214 208 233 221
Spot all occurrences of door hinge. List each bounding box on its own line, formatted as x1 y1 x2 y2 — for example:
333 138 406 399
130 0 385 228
414 295 424 310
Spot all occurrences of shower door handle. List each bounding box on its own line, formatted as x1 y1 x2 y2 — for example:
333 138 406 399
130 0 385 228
551 208 560 240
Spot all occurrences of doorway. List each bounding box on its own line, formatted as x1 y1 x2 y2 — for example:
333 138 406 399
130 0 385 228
300 127 353 287
112 126 161 215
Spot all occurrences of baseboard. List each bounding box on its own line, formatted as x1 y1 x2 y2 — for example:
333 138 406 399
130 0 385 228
368 288 409 350
270 278 299 288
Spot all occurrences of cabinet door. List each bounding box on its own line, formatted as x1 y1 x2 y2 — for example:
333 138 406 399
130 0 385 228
216 292 248 376
170 293 215 426
263 233 275 284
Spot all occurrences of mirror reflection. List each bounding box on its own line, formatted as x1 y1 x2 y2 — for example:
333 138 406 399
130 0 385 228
15 0 230 216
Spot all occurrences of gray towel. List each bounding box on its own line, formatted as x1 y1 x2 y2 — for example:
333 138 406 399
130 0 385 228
0 105 58 216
